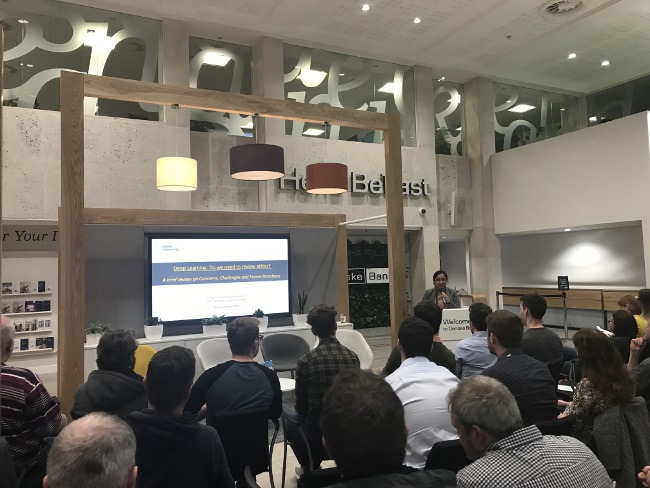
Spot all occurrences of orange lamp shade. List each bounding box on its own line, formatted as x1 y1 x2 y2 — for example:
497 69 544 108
306 162 348 194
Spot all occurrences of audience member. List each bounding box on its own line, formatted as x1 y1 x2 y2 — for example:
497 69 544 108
127 346 234 488
71 329 147 420
560 328 636 441
0 315 65 480
520 294 563 370
482 310 558 424
321 369 456 488
618 294 647 338
382 300 455 376
385 317 459 468
608 310 638 362
454 303 496 379
421 270 460 308
640 466 650 487
286 304 360 471
628 336 650 401
44 413 137 488
450 375 612 488
638 288 650 363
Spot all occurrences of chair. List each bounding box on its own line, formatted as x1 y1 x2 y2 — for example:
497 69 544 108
196 337 232 371
535 413 576 436
424 439 471 473
133 344 157 377
244 466 263 488
260 334 310 377
313 330 374 370
0 437 18 488
209 408 279 488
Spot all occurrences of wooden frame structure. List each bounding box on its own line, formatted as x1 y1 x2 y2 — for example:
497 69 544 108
58 71 406 414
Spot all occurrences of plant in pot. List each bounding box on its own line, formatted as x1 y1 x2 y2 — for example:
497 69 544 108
144 316 164 341
202 315 227 336
292 290 309 326
85 322 111 345
253 309 268 331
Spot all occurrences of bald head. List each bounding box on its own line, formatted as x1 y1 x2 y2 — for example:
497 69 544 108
1 314 15 362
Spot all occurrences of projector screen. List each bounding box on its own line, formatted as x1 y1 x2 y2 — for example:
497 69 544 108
148 235 290 324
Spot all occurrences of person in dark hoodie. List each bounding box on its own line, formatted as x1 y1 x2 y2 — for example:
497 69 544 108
71 329 147 420
127 346 235 488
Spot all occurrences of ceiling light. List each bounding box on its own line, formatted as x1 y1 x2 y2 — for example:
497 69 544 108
564 228 572 232
362 4 370 11
413 17 421 24
568 53 576 59
83 29 117 52
303 128 325 136
506 99 512 103
240 121 254 129
560 108 566 111
203 52 232 66
508 104 536 113
441 236 447 239
455 127 462 131
230 114 285 180
157 157 198 191
589 116 597 122
26 64 33 68
339 73 345 76
297 69 327 87
17 19 28 24
377 82 397 94
601 60 610 66
306 162 348 194
437 76 445 82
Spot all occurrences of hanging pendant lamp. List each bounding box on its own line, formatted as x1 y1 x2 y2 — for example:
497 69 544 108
157 104 197 191
230 114 284 180
305 122 348 194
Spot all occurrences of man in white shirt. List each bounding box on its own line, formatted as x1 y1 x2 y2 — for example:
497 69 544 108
385 317 459 469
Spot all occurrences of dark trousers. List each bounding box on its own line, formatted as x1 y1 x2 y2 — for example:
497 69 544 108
283 412 327 470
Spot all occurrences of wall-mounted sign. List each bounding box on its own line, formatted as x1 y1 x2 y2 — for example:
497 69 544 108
280 169 431 197
347 267 390 284
1 225 58 252
347 268 366 284
557 276 570 291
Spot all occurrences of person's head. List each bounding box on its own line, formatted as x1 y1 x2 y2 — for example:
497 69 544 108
397 317 434 359
573 328 635 404
145 346 195 415
519 294 547 322
307 304 337 339
433 270 448 290
227 317 260 358
96 330 138 374
44 413 137 488
413 300 443 335
447 375 523 460
611 310 638 339
618 295 643 316
487 310 523 355
320 369 406 478
638 289 650 316
0 315 15 363
469 303 492 332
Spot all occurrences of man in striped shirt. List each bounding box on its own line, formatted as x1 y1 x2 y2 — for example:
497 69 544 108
1 315 65 477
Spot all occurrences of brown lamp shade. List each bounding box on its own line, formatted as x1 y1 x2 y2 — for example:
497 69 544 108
306 162 348 194
230 144 284 180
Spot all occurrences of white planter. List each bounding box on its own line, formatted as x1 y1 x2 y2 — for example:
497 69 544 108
255 316 268 331
85 333 102 345
144 324 164 341
292 313 308 326
202 324 226 336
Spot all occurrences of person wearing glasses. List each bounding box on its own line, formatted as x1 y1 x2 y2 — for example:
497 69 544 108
422 270 461 309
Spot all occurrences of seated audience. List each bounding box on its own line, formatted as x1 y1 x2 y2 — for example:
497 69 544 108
71 329 147 420
0 315 65 480
321 369 456 488
482 310 558 424
286 304 359 472
385 317 459 468
638 289 650 363
422 270 460 308
520 294 563 370
382 300 455 376
559 329 636 441
608 310 638 362
450 375 612 488
127 346 234 488
44 413 137 488
454 302 496 379
618 294 647 338
628 336 650 401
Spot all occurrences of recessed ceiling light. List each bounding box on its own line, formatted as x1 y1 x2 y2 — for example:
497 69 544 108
362 4 370 11
203 52 232 67
377 82 398 94
506 99 512 103
564 228 572 232
601 60 610 66
568 53 576 59
508 104 536 113
413 17 421 24
303 128 325 136
26 64 33 68
588 116 597 122
17 19 28 24
560 108 566 111
339 73 345 76
437 76 445 82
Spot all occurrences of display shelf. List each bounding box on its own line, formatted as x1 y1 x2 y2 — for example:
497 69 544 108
5 311 51 316
15 328 53 335
12 348 54 355
2 292 52 297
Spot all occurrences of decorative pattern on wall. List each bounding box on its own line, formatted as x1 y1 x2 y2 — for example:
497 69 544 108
586 74 650 127
433 80 463 156
1 0 160 119
283 44 416 146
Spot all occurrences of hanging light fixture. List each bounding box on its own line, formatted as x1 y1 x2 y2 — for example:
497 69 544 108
306 122 348 194
230 114 284 180
156 104 197 191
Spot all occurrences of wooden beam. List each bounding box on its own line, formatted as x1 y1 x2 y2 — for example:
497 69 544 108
83 208 341 228
82 74 389 131
58 71 86 416
384 114 407 347
335 215 350 320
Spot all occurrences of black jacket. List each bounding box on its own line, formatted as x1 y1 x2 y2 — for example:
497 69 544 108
71 369 147 420
327 467 457 488
127 409 235 488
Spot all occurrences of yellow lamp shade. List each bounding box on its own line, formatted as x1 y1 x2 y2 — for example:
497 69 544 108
156 157 197 191
306 162 348 194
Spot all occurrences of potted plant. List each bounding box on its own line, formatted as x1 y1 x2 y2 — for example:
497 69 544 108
85 322 111 345
144 316 164 341
292 290 309 326
253 309 268 331
202 314 227 336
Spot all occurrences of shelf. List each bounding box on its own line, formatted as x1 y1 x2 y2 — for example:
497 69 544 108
12 348 54 355
2 292 51 297
15 329 52 335
5 311 52 316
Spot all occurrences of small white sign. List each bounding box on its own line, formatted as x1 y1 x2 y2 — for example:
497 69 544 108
365 268 389 284
439 308 472 341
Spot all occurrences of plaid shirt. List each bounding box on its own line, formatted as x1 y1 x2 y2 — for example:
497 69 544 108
295 336 359 424
457 426 613 488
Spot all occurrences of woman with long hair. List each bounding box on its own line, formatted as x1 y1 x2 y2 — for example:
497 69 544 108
618 294 647 338
609 310 638 362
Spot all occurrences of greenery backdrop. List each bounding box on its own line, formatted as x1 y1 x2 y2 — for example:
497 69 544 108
348 239 390 329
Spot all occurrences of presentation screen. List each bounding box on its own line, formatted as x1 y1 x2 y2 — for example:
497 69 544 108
148 234 290 324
